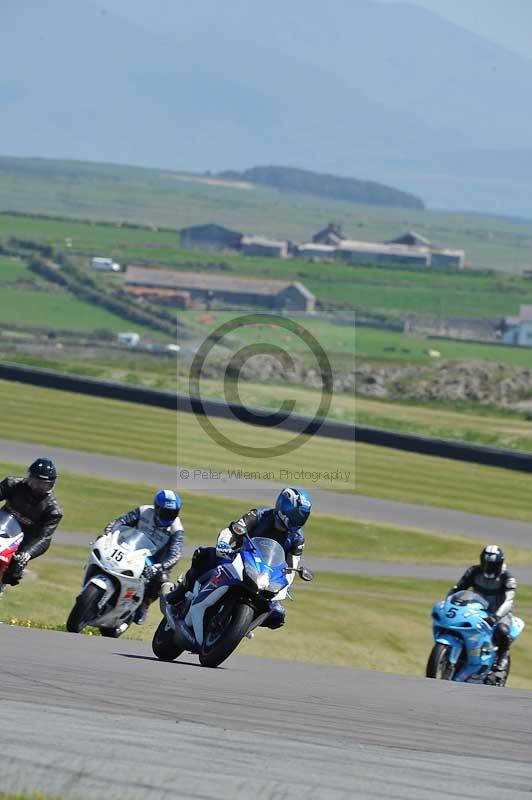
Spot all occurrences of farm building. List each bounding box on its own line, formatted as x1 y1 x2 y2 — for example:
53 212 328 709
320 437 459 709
430 249 466 268
180 223 243 252
312 223 346 246
387 230 465 268
241 235 288 258
296 243 337 259
337 239 430 265
386 229 432 248
501 305 532 346
125 266 315 312
124 286 192 309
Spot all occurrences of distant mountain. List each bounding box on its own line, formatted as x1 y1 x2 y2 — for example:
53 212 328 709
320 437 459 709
217 166 424 209
1 0 532 214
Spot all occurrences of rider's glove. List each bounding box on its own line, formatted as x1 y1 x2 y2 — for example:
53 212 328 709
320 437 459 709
13 552 30 568
141 565 159 582
486 614 498 627
216 541 235 558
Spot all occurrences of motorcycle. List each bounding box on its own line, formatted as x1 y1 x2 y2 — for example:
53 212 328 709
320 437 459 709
66 526 156 638
426 589 525 685
0 511 25 596
152 535 314 667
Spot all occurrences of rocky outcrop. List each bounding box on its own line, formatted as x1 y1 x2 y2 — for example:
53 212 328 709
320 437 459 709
354 361 532 406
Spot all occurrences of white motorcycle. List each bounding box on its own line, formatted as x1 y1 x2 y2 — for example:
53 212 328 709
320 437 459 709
66 526 156 638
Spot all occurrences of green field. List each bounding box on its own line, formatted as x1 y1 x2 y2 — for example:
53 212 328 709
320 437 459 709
4 210 532 317
355 326 532 367
0 255 167 337
2 158 532 274
356 397 532 451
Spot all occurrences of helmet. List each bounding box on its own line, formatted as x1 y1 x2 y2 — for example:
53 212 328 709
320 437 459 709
275 487 312 529
480 545 505 579
153 490 181 527
27 458 57 497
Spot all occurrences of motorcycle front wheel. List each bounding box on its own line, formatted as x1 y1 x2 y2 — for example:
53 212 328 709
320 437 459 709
199 602 254 668
152 617 184 661
426 643 456 680
66 583 104 633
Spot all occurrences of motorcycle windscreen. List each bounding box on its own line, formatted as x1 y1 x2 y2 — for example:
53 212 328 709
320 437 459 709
116 528 159 555
0 511 22 538
448 590 490 610
251 537 286 567
243 537 287 592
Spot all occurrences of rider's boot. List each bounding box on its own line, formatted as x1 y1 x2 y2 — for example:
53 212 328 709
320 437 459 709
484 648 510 685
494 649 510 674
165 575 191 607
159 581 174 613
134 600 150 625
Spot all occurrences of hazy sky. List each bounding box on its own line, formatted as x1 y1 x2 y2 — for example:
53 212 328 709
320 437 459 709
383 0 532 60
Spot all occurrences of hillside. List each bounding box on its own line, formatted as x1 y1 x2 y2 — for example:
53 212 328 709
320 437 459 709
217 166 424 209
1 158 532 273
2 0 532 214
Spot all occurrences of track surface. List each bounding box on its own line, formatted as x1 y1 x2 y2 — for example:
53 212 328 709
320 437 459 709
3 439 532 544
1 626 531 800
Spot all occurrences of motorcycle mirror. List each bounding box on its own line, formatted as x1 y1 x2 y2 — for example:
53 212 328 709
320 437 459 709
299 567 314 582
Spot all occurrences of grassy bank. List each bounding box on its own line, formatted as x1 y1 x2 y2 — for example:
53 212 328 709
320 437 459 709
4 458 524 564
5 380 532 518
0 380 356 494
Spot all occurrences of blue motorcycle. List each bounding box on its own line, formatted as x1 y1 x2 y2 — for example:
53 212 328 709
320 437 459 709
153 535 314 668
427 589 524 685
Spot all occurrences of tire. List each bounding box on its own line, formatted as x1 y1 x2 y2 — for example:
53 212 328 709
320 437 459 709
426 643 455 680
152 617 184 662
66 583 104 633
199 602 254 668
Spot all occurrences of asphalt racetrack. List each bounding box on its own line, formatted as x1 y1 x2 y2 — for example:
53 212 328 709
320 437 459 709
1 626 531 800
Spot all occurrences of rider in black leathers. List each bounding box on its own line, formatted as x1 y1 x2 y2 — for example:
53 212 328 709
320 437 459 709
0 458 63 585
449 545 516 682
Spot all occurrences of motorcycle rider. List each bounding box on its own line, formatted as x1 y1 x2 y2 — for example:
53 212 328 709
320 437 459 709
448 545 516 684
165 487 312 629
0 458 63 587
104 490 184 625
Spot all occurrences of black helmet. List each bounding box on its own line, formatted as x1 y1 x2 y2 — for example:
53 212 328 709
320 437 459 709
27 458 57 497
480 545 505 579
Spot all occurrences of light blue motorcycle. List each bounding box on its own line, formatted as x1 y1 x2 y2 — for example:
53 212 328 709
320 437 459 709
426 590 524 685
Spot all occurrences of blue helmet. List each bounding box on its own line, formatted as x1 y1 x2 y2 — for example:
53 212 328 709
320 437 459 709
275 487 312 529
153 490 181 527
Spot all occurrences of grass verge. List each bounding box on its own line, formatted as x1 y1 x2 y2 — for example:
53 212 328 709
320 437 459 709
4 459 528 564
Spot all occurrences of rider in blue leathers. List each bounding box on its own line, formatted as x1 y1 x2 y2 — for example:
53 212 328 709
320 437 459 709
166 487 311 629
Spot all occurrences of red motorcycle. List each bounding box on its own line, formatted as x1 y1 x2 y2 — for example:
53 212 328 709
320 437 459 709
0 510 24 596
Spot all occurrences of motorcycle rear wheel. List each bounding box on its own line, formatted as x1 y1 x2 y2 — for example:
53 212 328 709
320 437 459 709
426 643 456 680
152 617 184 661
66 583 104 633
199 602 254 668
